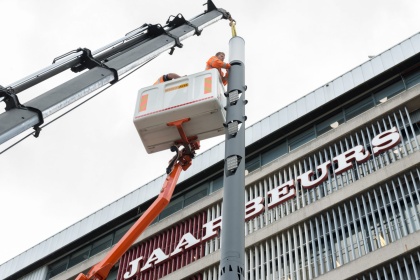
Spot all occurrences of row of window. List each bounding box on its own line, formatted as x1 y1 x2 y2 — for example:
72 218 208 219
246 69 420 174
47 223 132 278
46 68 420 279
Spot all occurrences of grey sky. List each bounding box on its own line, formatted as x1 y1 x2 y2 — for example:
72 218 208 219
0 0 419 265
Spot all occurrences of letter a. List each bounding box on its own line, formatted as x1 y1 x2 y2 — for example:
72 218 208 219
171 232 200 257
140 248 169 271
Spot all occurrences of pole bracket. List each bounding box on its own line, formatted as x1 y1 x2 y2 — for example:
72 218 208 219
70 48 119 84
166 13 202 36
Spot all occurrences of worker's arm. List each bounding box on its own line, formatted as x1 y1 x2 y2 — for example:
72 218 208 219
207 56 231 69
221 72 228 86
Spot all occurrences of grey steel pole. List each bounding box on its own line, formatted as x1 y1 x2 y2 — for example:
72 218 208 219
220 35 246 280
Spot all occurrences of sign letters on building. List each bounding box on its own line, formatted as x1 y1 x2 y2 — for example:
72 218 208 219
123 127 401 278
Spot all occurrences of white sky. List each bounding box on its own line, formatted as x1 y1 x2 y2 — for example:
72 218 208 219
0 0 419 266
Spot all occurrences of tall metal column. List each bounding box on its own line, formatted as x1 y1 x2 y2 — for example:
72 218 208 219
220 36 246 280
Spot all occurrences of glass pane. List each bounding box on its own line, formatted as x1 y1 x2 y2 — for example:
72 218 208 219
289 128 316 151
113 222 134 245
374 80 404 104
91 234 113 256
184 188 208 207
211 176 223 193
345 97 374 120
184 182 209 207
48 258 68 278
159 197 183 220
261 141 287 165
404 69 420 89
316 112 345 136
245 156 260 173
68 246 91 268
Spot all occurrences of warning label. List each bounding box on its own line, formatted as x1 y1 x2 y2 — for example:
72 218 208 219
165 83 189 93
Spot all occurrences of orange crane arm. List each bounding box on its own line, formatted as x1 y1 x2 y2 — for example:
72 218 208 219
76 119 198 280
76 161 186 280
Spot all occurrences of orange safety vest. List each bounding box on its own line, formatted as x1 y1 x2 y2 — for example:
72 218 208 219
205 56 229 86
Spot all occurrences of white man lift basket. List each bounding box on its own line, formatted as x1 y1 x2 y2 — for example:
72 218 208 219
133 69 227 154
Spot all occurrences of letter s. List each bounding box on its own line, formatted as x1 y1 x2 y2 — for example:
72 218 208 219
371 127 401 156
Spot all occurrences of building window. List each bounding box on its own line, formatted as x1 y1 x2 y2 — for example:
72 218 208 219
261 141 287 166
90 234 113 257
210 176 223 193
344 97 374 121
184 183 209 207
47 258 68 279
113 223 133 245
404 69 420 89
316 112 345 136
159 196 183 220
374 80 405 104
245 156 261 174
68 246 90 269
289 128 316 151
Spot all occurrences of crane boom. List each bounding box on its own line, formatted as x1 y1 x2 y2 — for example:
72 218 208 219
0 0 230 145
76 163 184 280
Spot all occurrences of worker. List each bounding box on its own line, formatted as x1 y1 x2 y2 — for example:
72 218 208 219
153 73 181 85
205 52 231 85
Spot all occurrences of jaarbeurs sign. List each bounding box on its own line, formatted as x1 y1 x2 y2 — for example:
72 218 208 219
123 127 401 279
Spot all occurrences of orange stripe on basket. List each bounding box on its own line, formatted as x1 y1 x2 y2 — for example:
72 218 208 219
139 94 148 112
204 77 212 94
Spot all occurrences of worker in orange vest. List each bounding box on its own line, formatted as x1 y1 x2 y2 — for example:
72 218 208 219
205 52 231 85
153 73 181 85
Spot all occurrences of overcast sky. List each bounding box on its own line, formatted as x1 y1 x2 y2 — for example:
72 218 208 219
1 0 419 266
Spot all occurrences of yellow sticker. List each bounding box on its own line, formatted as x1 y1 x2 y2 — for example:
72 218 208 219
165 83 189 93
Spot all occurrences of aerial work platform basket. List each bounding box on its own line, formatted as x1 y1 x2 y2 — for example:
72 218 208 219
133 69 226 154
